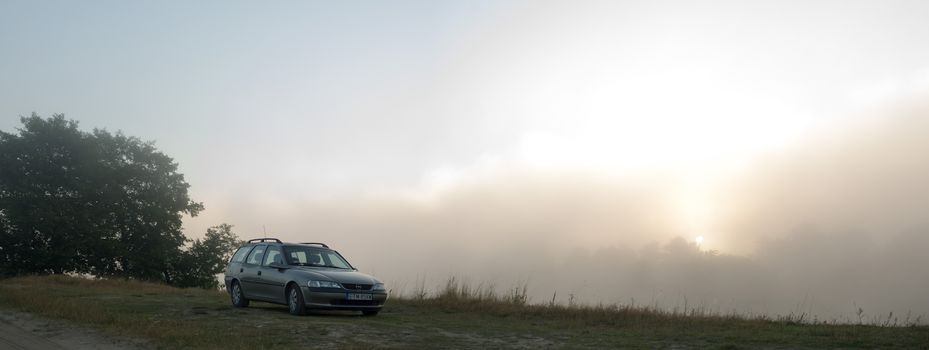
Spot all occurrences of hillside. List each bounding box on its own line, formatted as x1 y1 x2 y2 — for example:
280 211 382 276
0 276 926 349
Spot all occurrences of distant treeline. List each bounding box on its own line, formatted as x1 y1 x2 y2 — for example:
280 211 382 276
0 114 239 289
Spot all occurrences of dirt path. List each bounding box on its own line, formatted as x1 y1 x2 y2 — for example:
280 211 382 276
0 311 145 350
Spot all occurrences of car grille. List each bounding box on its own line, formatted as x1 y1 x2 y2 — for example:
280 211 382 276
340 283 373 291
330 299 382 306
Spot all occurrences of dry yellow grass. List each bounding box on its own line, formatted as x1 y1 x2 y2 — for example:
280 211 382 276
1 275 927 349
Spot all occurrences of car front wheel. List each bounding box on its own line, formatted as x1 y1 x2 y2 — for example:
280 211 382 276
287 285 306 316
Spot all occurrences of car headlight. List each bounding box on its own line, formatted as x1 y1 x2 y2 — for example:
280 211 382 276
372 283 386 291
307 280 342 289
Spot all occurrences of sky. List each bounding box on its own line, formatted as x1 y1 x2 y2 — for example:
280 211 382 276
3 0 929 320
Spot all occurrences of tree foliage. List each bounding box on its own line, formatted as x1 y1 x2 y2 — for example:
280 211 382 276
0 113 217 285
167 224 243 289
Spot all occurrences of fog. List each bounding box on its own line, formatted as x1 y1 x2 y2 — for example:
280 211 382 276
4 0 928 324
195 101 929 322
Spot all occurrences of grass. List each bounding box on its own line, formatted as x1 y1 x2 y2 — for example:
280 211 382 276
0 275 927 349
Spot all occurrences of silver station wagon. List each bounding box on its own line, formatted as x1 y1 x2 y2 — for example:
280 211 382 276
224 238 388 316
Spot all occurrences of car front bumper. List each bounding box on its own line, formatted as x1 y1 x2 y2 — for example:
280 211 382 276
301 287 388 310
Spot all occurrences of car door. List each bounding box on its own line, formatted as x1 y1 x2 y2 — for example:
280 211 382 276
257 245 287 303
224 245 253 285
239 244 267 299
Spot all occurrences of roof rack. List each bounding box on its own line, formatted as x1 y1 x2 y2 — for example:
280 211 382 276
299 242 329 248
247 238 282 243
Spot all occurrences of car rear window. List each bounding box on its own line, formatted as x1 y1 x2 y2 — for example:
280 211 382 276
230 246 252 263
245 245 266 265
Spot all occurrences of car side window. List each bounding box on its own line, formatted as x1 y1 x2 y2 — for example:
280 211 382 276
245 245 266 265
263 246 283 266
230 246 252 263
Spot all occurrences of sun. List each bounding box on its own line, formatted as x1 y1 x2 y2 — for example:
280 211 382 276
695 235 705 245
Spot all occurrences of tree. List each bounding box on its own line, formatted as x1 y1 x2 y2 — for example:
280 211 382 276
167 224 243 289
0 114 204 282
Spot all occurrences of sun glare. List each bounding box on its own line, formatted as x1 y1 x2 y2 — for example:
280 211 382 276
509 78 811 176
695 235 705 245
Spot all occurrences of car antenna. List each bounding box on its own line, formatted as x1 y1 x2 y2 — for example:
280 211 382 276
262 225 267 238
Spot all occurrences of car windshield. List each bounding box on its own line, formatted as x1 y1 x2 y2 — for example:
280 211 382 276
283 246 352 269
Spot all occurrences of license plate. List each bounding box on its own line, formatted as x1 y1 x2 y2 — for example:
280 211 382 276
346 293 373 301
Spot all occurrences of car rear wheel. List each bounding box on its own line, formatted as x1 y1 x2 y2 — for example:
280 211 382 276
287 285 306 316
230 281 250 307
361 309 380 316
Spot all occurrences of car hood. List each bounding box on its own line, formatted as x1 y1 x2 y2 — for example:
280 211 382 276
292 267 380 284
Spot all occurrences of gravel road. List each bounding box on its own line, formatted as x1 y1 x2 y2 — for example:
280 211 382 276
0 311 143 350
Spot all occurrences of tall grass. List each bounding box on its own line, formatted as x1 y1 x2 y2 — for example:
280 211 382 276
2 275 928 349
394 277 927 328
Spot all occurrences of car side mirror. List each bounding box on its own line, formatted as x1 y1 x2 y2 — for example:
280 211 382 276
269 262 289 270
